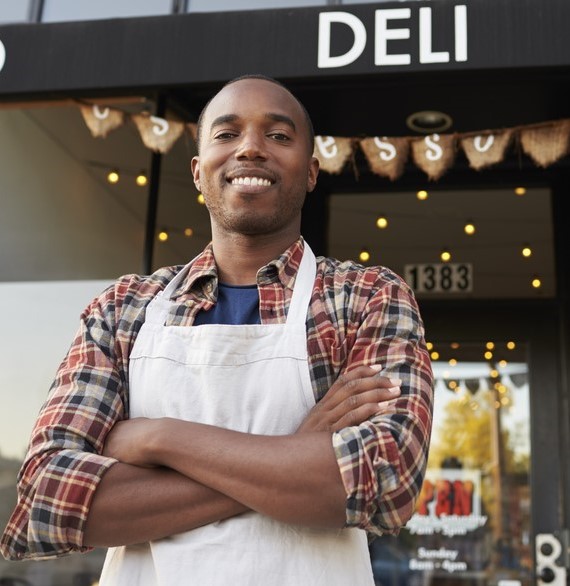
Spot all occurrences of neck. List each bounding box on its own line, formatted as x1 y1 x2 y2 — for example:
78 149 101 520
211 229 300 285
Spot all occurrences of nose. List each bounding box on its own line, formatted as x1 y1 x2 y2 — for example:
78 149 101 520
235 132 267 160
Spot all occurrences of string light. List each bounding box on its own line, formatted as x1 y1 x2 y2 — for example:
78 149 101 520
416 190 428 201
430 351 440 360
107 169 120 184
157 230 169 242
484 350 493 360
440 248 451 262
184 228 194 237
507 341 516 350
359 248 371 263
514 186 526 196
531 276 542 289
376 215 388 229
486 341 495 350
197 193 205 205
464 220 476 235
521 244 532 258
136 172 148 187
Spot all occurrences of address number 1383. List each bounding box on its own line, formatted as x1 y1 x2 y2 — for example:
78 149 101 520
404 263 473 293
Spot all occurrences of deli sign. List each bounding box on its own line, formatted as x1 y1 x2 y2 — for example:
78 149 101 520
318 6 467 69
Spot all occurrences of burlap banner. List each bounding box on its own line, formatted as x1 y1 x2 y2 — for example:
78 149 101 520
411 133 456 181
460 130 514 171
313 136 353 174
77 102 570 179
359 137 409 181
520 120 570 168
79 104 125 138
131 114 186 154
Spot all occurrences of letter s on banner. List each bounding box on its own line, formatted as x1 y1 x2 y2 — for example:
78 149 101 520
425 134 443 161
0 40 6 73
318 12 366 69
373 137 397 161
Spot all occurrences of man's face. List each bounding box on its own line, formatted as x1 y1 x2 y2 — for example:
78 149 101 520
191 79 319 238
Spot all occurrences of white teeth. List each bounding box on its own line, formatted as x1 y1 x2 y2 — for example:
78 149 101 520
231 177 272 187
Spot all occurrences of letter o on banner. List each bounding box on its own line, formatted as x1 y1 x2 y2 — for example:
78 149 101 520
0 40 6 73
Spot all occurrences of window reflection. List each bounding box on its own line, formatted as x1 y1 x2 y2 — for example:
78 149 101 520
370 346 532 585
0 281 111 585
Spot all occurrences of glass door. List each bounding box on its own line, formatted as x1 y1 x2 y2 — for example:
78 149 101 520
370 341 533 586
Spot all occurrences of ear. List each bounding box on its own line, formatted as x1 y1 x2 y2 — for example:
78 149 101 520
306 156 320 193
191 156 201 191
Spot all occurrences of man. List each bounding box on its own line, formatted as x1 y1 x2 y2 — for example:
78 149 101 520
1 75 433 585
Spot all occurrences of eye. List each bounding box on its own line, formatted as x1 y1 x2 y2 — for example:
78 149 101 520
214 131 238 140
268 132 291 142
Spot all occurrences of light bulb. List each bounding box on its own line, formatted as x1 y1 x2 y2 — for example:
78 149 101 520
107 169 119 184
158 230 169 242
359 248 371 263
376 215 388 229
417 190 428 201
136 172 148 187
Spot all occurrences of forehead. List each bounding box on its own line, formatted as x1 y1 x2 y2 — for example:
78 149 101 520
203 79 307 130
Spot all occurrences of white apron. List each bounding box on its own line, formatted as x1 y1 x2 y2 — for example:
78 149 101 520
99 243 374 586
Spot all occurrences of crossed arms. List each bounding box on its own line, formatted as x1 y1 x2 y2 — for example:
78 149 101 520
83 367 401 547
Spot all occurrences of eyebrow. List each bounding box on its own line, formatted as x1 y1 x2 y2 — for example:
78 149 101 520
209 112 297 133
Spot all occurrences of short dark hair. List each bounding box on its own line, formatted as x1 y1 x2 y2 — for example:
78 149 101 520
195 74 315 153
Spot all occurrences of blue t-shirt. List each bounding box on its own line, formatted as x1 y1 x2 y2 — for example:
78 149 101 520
193 283 260 326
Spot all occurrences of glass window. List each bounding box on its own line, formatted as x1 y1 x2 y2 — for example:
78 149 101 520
0 103 149 281
370 343 532 585
0 1 33 24
41 0 173 23
0 280 112 584
187 0 327 13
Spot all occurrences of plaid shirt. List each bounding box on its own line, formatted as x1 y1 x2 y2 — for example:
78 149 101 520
1 238 433 560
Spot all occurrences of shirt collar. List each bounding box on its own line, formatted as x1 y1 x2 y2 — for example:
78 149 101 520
172 237 305 298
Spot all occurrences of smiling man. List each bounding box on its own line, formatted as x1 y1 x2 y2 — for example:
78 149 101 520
1 75 434 586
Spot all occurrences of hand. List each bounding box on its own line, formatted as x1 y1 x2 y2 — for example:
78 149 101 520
296 366 401 434
102 417 160 467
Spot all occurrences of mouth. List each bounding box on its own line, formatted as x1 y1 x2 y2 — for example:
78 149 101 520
230 176 273 187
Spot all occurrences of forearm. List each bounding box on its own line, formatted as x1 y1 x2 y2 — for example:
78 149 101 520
124 420 347 528
83 462 248 547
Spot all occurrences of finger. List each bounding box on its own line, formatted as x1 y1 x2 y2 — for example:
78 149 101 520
322 370 401 410
327 385 400 423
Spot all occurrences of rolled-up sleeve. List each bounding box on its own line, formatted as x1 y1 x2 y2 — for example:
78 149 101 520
0 285 127 560
332 278 434 537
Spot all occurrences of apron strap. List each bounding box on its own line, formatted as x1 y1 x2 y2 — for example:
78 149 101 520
286 242 316 326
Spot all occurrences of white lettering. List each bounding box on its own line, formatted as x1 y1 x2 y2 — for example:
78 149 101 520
442 560 468 573
473 135 494 153
425 134 443 161
373 136 397 161
317 6 467 69
315 136 338 158
318 12 366 69
92 105 110 120
375 9 411 66
455 5 468 62
418 547 459 561
150 116 169 136
419 7 449 64
0 40 6 73
410 559 435 571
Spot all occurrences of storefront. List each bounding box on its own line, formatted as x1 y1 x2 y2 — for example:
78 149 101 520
0 1 569 584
